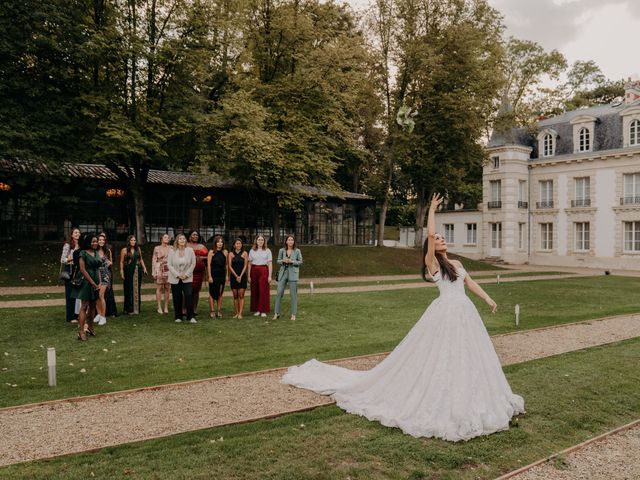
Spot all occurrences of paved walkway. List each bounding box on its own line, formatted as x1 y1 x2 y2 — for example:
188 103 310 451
0 272 583 309
0 313 638 467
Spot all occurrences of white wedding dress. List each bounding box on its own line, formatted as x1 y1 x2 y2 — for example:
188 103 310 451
282 266 524 442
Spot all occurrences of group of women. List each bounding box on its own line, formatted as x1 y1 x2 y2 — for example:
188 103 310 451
61 230 303 339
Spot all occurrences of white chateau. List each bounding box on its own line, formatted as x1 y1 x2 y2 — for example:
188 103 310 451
435 79 640 270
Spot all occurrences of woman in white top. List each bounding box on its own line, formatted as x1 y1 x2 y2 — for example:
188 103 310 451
167 233 196 323
248 235 272 317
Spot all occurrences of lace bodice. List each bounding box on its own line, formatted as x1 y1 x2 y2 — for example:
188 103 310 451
431 266 467 298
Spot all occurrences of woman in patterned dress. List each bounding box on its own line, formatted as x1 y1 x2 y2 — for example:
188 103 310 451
94 232 114 326
152 233 171 314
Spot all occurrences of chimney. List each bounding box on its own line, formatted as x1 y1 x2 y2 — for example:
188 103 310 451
625 77 640 104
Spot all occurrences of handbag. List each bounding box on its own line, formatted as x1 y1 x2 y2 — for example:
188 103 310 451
69 264 83 287
59 264 71 281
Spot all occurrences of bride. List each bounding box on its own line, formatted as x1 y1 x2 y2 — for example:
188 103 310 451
282 193 524 442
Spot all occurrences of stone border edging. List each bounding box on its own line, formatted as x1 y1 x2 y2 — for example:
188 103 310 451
494 419 640 480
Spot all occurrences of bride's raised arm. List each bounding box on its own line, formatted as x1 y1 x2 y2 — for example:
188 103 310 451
424 192 443 275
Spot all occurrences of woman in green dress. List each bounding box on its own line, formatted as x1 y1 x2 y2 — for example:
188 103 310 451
120 235 148 315
71 233 101 341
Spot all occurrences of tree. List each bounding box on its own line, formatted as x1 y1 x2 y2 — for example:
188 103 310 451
203 0 378 244
393 0 506 247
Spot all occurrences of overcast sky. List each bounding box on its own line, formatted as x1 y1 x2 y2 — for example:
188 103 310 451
348 0 639 82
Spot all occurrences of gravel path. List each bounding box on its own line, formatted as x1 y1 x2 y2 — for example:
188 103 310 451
0 313 638 467
0 273 581 309
508 422 640 480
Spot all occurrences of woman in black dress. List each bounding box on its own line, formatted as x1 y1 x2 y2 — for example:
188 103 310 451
228 238 248 319
207 235 228 318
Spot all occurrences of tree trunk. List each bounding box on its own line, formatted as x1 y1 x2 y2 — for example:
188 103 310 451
132 187 147 245
414 186 428 248
271 197 281 247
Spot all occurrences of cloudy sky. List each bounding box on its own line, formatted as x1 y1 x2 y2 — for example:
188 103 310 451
348 0 639 81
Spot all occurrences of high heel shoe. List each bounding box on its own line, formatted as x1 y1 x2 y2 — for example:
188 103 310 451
86 328 96 337
77 333 87 341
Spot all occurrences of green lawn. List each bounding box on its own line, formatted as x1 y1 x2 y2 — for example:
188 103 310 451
0 243 502 287
1 276 639 408
2 338 639 479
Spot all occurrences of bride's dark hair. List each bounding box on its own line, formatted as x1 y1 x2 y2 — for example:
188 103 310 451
421 236 458 282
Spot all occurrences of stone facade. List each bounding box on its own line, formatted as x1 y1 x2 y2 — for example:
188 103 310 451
434 79 640 270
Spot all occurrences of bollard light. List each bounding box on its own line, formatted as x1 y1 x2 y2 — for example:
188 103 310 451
497 274 500 285
310 281 315 294
515 304 520 327
47 347 57 387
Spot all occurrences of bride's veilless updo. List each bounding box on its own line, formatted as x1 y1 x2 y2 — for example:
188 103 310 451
421 237 458 282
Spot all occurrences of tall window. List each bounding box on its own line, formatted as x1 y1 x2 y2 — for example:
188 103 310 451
624 173 640 204
578 127 590 152
490 223 502 249
631 120 639 146
575 222 590 251
519 181 527 202
542 134 554 157
444 224 454 244
492 156 500 169
466 223 477 244
488 180 501 208
624 222 640 252
540 223 553 250
574 177 591 207
490 180 501 202
539 180 553 208
518 223 525 250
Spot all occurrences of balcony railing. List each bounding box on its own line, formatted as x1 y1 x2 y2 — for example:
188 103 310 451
620 196 640 205
536 200 554 209
518 201 528 209
571 198 591 207
487 201 502 209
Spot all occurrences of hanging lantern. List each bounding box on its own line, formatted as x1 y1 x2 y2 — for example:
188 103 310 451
202 195 213 203
106 188 125 198
0 182 11 192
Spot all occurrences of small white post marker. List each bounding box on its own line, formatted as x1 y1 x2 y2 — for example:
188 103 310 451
310 281 315 294
515 304 520 327
497 274 500 285
47 347 57 387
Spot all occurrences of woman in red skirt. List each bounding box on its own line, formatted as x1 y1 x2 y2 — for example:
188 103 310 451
187 230 208 316
248 235 272 317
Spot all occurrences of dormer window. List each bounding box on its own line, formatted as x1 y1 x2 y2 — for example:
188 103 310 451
578 127 590 152
543 134 554 156
631 119 639 146
537 128 557 157
570 114 597 153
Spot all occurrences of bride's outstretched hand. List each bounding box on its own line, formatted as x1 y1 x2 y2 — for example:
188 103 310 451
486 297 497 313
429 192 444 211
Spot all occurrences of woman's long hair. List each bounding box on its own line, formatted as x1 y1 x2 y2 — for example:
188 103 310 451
125 235 140 263
98 232 112 262
252 235 266 250
421 236 458 282
212 235 225 251
283 234 296 249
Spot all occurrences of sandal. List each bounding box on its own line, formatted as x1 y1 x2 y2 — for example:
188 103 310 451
86 329 96 337
77 333 87 341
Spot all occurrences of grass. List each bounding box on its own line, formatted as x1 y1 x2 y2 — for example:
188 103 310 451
0 243 503 287
2 337 639 479
1 275 639 408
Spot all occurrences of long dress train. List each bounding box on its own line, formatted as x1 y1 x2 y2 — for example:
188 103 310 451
282 267 524 442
